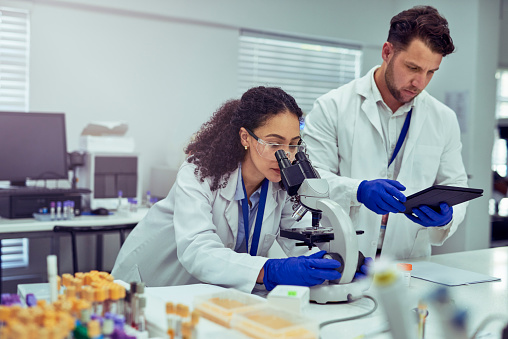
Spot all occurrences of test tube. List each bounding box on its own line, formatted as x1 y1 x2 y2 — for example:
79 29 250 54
50 202 56 220
136 296 147 331
47 255 58 303
94 286 107 316
103 317 114 339
56 201 62 220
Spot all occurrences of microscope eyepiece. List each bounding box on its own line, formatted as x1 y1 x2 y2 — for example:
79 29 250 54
275 149 292 169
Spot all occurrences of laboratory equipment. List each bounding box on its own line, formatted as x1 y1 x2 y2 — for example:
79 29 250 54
397 263 412 287
275 150 367 303
231 303 319 339
47 255 58 303
193 288 265 327
267 285 309 314
373 259 417 339
77 152 141 210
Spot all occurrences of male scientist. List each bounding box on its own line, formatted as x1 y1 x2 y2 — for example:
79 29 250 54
302 5 468 259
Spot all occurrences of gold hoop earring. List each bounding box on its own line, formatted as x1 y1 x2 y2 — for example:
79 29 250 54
244 145 248 150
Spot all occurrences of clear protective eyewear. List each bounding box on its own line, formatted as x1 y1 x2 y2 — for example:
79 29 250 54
245 128 306 161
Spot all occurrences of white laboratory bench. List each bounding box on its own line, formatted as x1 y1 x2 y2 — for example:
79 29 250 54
124 247 508 339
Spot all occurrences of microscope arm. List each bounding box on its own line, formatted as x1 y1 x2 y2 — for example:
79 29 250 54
313 198 359 284
297 178 360 284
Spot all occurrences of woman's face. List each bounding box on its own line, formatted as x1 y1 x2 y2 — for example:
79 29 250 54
240 110 301 183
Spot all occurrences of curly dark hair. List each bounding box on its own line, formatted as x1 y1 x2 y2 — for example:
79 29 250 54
388 5 454 56
185 86 303 191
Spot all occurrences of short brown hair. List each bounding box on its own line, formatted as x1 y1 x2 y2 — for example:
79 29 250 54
388 6 454 56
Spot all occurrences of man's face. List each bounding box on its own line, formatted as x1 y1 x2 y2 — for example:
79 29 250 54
384 39 443 104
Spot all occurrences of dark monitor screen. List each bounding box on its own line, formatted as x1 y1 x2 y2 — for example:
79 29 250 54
0 112 68 186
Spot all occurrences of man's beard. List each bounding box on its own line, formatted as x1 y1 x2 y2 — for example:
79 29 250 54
385 59 419 104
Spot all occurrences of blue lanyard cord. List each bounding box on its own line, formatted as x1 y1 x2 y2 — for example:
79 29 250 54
241 178 269 256
388 108 412 167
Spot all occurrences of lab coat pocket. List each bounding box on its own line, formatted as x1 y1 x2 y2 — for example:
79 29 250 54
412 145 442 186
409 227 431 258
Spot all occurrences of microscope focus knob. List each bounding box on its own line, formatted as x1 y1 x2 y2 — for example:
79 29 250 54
322 252 344 275
323 251 366 276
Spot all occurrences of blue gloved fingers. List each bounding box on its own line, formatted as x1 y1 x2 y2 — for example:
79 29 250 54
367 203 391 215
354 272 366 280
354 256 373 280
305 250 327 259
358 179 407 214
411 207 434 224
376 193 406 213
439 202 451 214
406 204 453 227
306 258 341 270
364 256 374 266
381 180 407 202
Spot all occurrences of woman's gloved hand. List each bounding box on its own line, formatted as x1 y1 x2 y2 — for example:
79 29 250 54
263 250 341 291
357 179 407 215
354 256 373 280
405 202 453 227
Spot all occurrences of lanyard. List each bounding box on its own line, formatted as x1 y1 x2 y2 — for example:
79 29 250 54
241 178 268 256
388 108 412 167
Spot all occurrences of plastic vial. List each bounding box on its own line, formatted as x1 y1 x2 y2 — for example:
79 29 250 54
397 263 412 287
117 190 123 209
56 201 62 220
145 190 152 208
50 202 56 220
69 201 75 219
117 190 129 215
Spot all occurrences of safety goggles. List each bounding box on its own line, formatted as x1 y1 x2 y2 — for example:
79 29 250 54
245 128 306 161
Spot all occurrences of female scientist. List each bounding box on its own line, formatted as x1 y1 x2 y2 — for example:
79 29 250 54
112 86 347 292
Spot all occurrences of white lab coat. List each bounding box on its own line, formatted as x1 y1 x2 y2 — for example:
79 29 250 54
112 161 309 293
302 66 468 259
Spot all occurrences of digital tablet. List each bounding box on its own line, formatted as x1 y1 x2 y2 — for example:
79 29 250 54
402 185 483 214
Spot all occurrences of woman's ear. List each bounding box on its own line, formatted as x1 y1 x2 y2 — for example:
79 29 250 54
239 127 249 147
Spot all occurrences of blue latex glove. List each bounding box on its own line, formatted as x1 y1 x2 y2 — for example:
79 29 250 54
263 250 341 291
357 179 407 215
406 202 453 227
354 256 373 280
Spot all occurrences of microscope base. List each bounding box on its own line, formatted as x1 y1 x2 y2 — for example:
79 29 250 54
310 281 368 304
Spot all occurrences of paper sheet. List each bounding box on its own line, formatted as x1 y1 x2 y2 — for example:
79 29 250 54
410 261 500 286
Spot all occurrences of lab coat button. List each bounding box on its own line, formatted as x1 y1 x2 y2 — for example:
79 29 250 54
227 243 234 249
371 241 377 247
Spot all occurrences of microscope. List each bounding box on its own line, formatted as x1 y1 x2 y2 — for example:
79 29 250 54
275 150 368 304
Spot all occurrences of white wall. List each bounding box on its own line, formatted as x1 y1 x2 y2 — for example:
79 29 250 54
20 0 396 194
500 0 508 68
0 0 501 278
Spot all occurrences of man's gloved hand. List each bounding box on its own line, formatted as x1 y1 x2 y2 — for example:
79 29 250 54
354 256 373 280
357 179 407 214
406 202 453 227
263 250 341 291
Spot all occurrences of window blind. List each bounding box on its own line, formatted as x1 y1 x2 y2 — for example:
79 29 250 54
1 238 28 269
496 69 508 119
238 30 362 114
0 7 30 112
0 7 30 270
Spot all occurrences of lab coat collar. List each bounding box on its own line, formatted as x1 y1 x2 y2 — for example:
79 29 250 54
357 66 384 142
221 165 282 247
